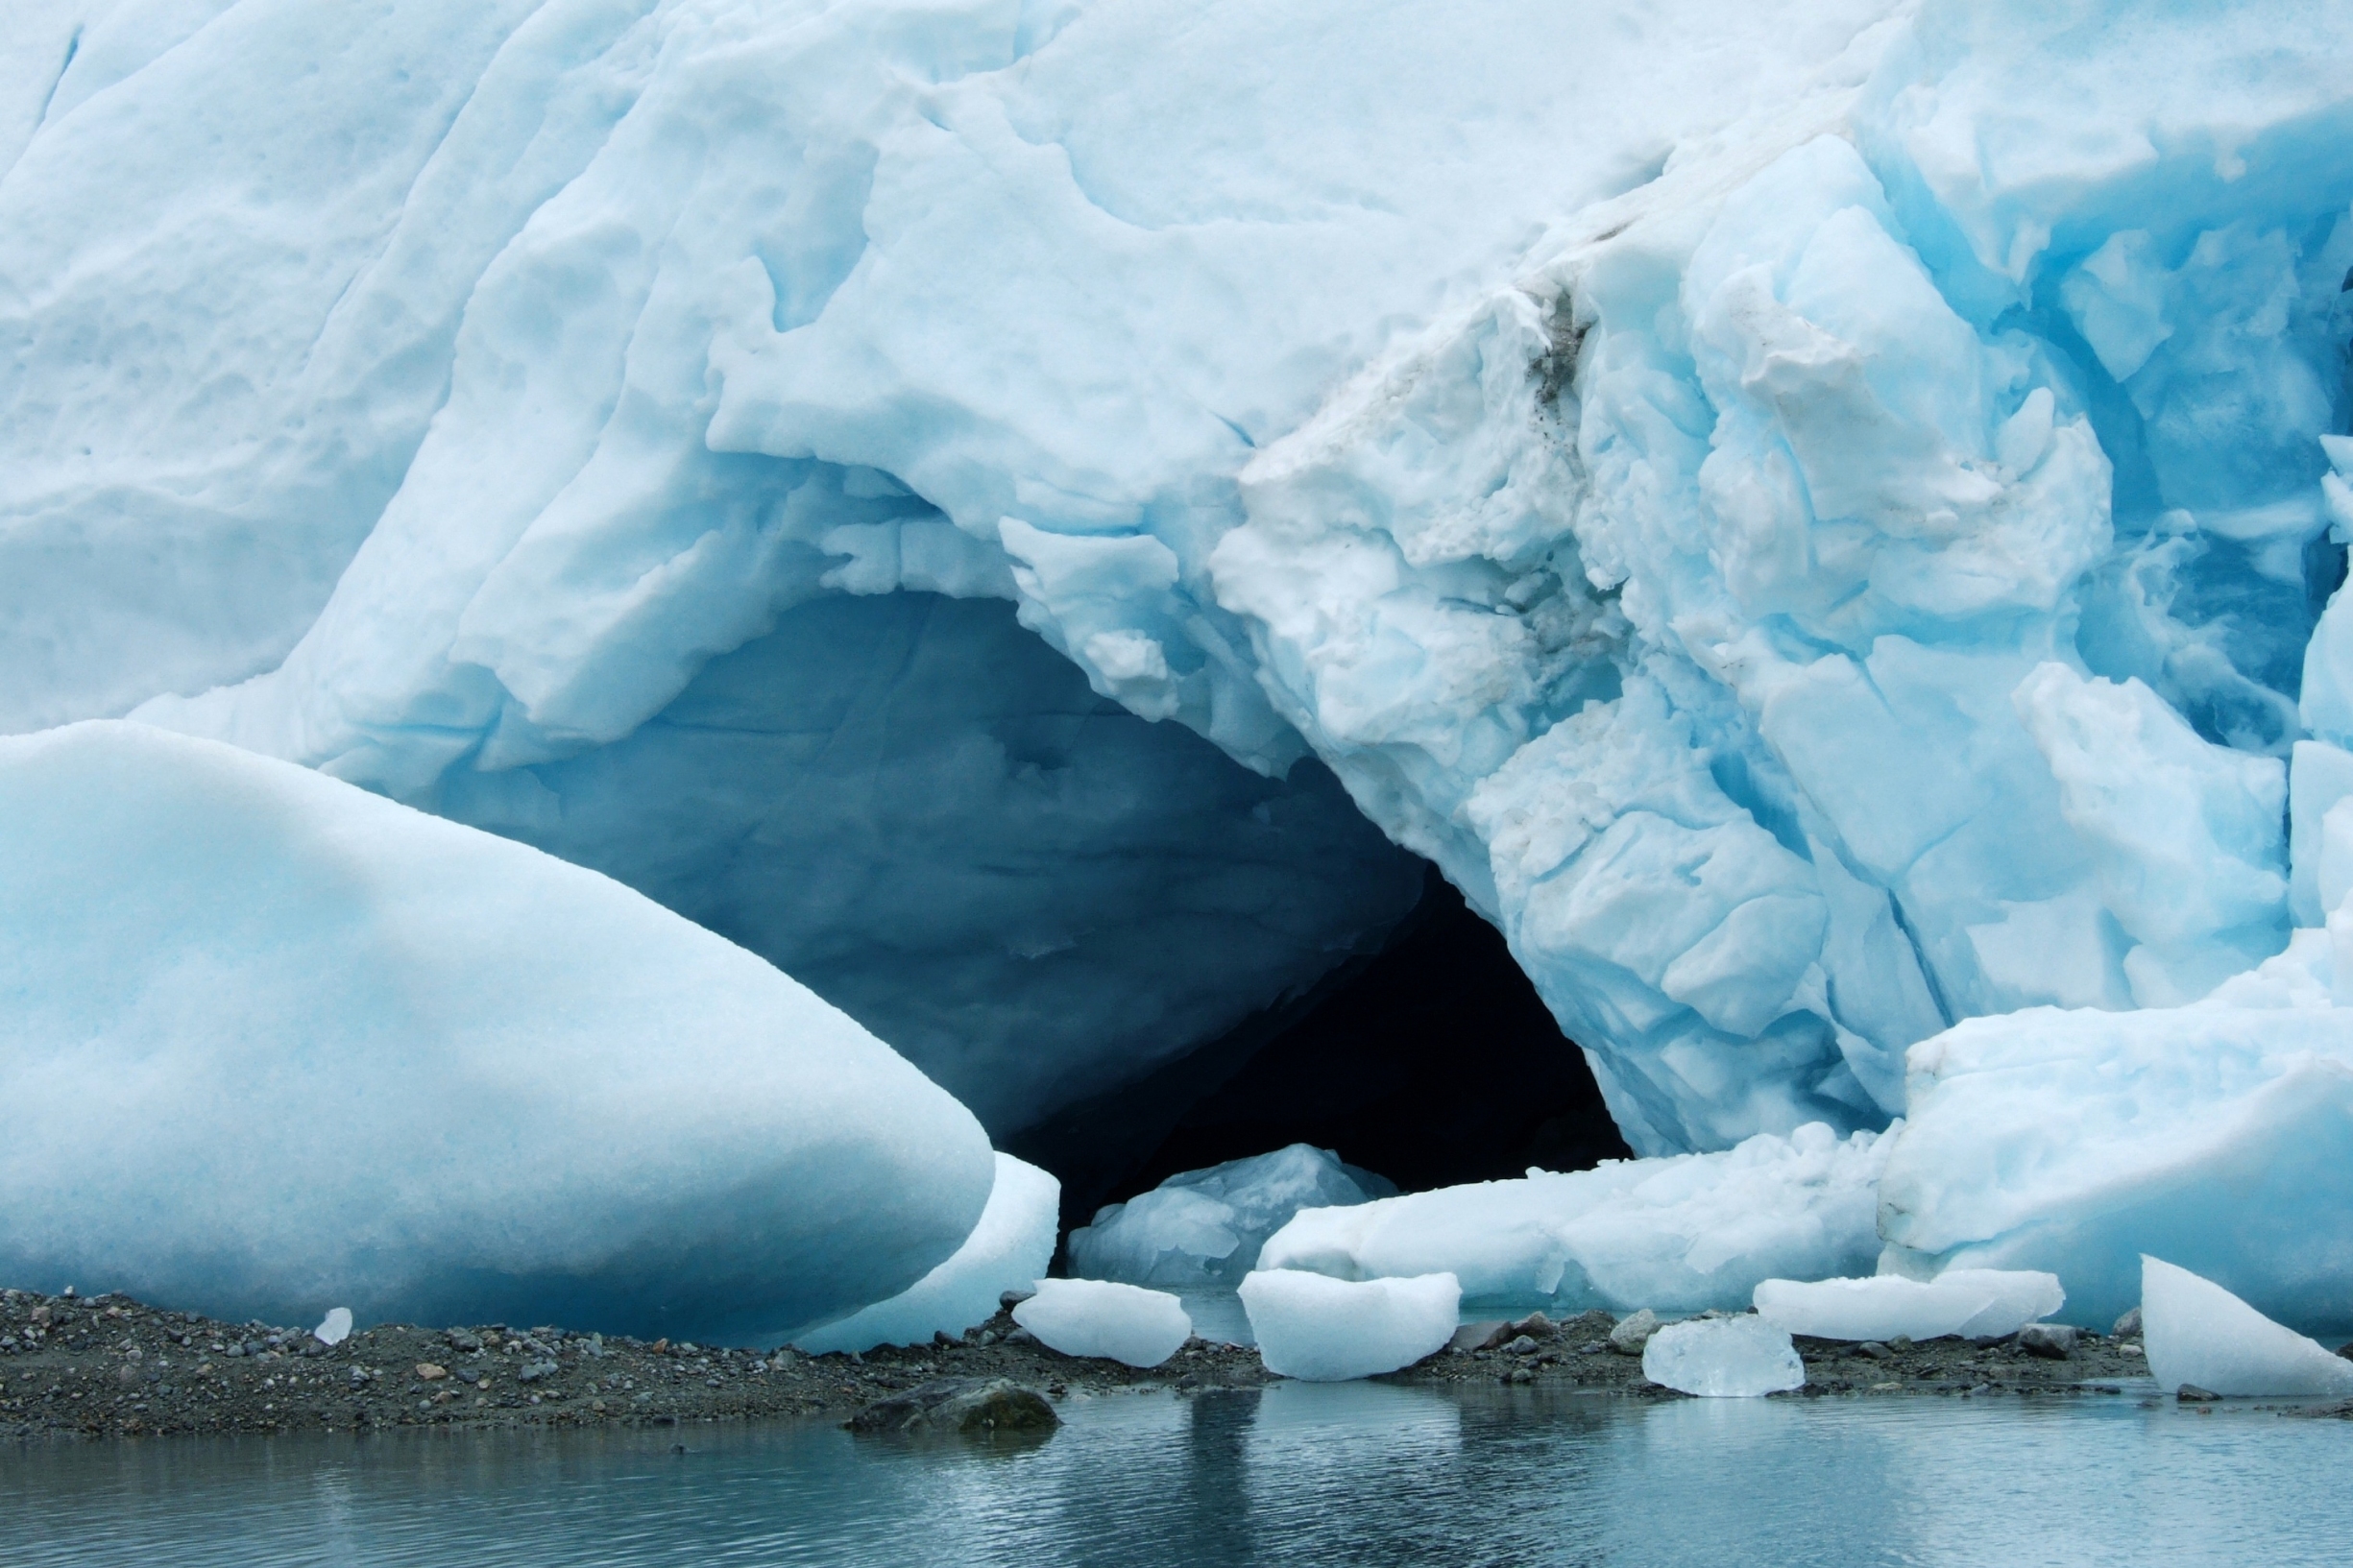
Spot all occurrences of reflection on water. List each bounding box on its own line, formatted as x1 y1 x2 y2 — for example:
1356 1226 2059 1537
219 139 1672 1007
5 1382 2346 1567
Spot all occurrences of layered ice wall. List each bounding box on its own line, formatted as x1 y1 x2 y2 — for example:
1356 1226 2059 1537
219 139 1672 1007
9 1 2353 1151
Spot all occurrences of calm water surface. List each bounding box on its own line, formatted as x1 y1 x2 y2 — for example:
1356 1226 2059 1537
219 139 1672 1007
6 1380 2344 1566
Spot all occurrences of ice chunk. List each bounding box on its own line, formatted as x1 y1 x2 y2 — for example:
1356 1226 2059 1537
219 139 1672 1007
0 721 994 1342
1010 1280 1192 1368
1067 1145 1396 1289
793 1155 1059 1354
1237 1270 1462 1382
1258 1123 1889 1315
313 1309 353 1348
2142 1257 2353 1399
1752 1270 2063 1341
1878 971 2353 1330
1640 1316 1806 1398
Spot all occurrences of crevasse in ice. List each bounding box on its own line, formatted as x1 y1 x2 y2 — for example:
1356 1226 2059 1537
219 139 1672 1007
8 1 2353 1170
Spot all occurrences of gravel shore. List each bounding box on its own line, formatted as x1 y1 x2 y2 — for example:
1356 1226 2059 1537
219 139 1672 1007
0 1287 2222 1444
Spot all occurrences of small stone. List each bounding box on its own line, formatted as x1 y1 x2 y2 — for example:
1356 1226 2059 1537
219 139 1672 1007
1857 1341 1895 1362
2018 1323 2078 1361
1609 1309 1661 1356
1499 1335 1540 1358
2177 1384 2220 1402
1003 1327 1037 1346
999 1290 1036 1312
2112 1307 2142 1338
416 1363 448 1381
977 1330 998 1347
934 1330 958 1348
1507 1312 1556 1339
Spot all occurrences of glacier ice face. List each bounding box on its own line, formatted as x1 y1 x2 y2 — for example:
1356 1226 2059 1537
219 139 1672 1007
433 591 1422 1134
10 0 2353 1158
1877 931 2353 1333
1256 1122 1890 1315
1639 1316 1806 1398
1237 1269 1461 1383
793 1154 1058 1355
1009 1278 1191 1369
0 721 995 1341
2141 1257 2353 1400
1066 1144 1396 1290
1752 1269 2062 1342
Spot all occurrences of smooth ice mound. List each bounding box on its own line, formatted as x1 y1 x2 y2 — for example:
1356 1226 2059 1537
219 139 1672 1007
793 1154 1058 1355
2141 1257 2353 1400
1066 1145 1397 1289
1878 931 2353 1330
1010 1279 1192 1368
1237 1270 1462 1383
1257 1122 1889 1315
1640 1316 1807 1398
0 721 994 1341
1752 1270 2062 1342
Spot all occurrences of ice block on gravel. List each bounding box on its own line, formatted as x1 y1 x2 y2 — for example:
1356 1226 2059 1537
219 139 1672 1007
1641 1316 1807 1398
2142 1256 2353 1398
1010 1279 1192 1368
1237 1269 1461 1382
794 1154 1060 1354
1752 1269 2064 1341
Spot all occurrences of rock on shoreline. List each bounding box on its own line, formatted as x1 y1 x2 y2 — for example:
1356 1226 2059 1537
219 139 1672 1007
1 1289 2185 1443
0 1288 1266 1442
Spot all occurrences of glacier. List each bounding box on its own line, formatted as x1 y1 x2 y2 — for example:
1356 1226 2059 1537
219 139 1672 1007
793 1153 1059 1354
0 721 994 1342
1066 1144 1395 1289
9 0 2353 1340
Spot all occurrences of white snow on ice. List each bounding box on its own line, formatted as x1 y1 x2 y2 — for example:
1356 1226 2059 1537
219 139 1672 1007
1752 1269 2062 1342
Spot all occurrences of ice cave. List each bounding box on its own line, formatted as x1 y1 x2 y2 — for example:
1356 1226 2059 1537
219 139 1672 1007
6 2 2353 1530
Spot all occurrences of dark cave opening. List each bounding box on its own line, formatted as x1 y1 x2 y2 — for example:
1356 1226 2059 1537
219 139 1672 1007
1005 863 1634 1239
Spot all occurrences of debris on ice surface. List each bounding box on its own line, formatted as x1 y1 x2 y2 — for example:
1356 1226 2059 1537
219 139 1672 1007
1237 1270 1462 1382
1010 1280 1192 1368
0 722 995 1342
1641 1316 1807 1398
2141 1257 2353 1399
1068 1145 1396 1288
1257 1123 1889 1315
1878 946 2353 1328
313 1308 353 1348
1752 1270 2063 1341
793 1154 1059 1354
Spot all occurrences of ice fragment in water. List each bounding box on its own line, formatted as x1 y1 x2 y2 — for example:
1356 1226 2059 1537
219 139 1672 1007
2141 1256 2353 1399
1010 1279 1191 1368
1752 1270 2063 1341
1237 1269 1461 1382
794 1155 1059 1354
1641 1316 1807 1398
313 1308 352 1346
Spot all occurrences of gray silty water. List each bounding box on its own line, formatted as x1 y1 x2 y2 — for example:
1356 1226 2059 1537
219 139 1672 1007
5 1382 2347 1567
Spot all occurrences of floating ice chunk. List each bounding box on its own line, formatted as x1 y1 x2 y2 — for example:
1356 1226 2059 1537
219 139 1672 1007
0 722 994 1342
1010 1279 1192 1368
1237 1269 1461 1382
793 1155 1059 1354
1067 1145 1395 1289
313 1308 353 1348
2142 1257 2353 1399
1878 977 2353 1329
1258 1124 1889 1314
1752 1269 2063 1341
1641 1316 1806 1398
